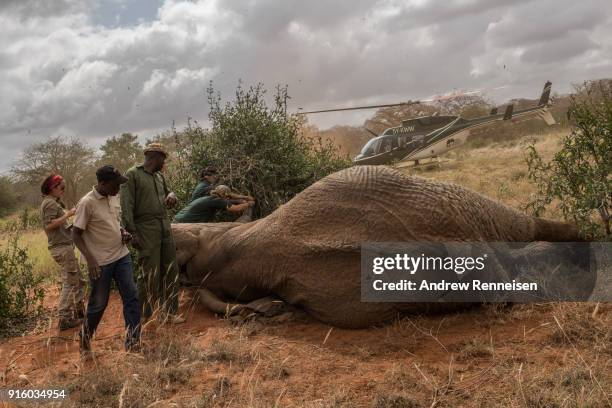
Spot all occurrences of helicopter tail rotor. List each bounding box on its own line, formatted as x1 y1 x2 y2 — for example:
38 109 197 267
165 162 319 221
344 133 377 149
503 105 514 120
538 81 552 106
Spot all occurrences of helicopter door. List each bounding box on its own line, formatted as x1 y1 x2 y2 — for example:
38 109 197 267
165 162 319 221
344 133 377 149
379 136 399 153
381 138 393 153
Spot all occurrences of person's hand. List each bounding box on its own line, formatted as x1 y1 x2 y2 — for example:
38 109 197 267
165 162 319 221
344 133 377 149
121 229 132 244
131 232 143 250
87 258 101 280
66 207 76 217
165 192 178 208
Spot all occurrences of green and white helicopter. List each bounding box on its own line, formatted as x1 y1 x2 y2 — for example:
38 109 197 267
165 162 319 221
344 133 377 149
299 82 555 166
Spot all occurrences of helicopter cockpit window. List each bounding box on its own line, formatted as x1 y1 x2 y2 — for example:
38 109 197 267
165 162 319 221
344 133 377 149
381 138 393 153
360 137 382 156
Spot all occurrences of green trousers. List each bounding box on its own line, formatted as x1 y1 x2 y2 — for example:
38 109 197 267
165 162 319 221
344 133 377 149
134 219 179 318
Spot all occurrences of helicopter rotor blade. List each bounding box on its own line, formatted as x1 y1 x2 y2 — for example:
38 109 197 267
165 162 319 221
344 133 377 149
296 85 508 115
364 127 378 137
297 100 421 115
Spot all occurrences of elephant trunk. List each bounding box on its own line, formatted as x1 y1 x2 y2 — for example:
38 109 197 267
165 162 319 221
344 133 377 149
533 218 582 242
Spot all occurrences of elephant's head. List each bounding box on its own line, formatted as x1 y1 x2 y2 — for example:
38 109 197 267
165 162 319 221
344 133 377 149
172 222 243 285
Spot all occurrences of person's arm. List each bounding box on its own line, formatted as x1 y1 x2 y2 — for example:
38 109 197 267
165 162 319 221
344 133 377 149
44 207 76 232
71 201 101 279
120 171 142 249
120 170 137 233
72 227 101 279
158 172 177 208
228 192 254 202
227 201 254 214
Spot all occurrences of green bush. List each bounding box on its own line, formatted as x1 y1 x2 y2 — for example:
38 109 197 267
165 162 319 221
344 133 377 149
0 176 18 217
0 233 46 330
19 207 40 230
526 80 612 239
168 82 351 218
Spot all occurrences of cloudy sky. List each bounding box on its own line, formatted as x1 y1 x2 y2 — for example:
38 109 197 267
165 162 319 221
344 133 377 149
1 0 611 172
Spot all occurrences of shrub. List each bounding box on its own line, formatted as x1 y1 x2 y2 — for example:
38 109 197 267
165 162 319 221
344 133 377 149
168 82 351 218
525 80 612 239
0 176 18 217
19 207 40 230
0 233 45 330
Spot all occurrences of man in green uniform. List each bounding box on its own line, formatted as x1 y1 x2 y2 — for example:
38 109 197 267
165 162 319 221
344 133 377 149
174 185 254 223
120 143 184 324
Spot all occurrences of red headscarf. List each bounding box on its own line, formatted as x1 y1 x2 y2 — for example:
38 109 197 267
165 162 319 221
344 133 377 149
46 174 64 192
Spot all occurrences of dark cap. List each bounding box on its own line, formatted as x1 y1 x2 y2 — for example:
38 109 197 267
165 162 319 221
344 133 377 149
96 165 129 184
200 166 218 177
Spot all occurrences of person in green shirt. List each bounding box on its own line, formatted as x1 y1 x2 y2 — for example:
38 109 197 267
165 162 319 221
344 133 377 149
189 166 219 202
174 185 254 223
120 143 184 324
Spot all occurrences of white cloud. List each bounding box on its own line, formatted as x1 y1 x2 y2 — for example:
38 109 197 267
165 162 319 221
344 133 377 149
1 0 612 172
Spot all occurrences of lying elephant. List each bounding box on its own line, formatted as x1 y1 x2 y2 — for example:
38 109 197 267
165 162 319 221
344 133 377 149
172 165 580 328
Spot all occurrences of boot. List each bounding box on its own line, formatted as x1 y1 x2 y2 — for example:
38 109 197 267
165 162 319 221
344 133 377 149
58 317 82 331
79 329 93 360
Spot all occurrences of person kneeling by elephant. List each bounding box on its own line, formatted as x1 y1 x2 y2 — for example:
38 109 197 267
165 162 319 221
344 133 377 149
173 185 254 223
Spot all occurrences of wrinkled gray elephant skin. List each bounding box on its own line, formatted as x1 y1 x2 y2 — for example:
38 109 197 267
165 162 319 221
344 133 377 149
172 166 580 328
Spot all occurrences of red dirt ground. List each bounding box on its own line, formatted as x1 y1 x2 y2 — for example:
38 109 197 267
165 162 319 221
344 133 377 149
1 288 610 407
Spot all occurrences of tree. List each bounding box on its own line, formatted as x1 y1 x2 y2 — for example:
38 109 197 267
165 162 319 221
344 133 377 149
99 133 143 172
303 124 371 157
526 80 612 238
169 82 351 218
364 104 439 135
433 94 493 118
12 136 96 206
0 176 18 217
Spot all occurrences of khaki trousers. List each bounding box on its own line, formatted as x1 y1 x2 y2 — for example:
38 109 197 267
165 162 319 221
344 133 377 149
49 244 85 320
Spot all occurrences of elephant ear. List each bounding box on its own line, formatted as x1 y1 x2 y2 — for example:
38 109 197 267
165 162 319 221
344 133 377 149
172 224 202 266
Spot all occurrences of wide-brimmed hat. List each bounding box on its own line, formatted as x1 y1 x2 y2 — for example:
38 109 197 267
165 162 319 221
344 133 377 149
210 185 231 197
144 142 168 157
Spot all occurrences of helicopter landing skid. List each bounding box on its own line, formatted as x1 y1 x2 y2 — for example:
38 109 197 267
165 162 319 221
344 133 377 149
394 157 448 169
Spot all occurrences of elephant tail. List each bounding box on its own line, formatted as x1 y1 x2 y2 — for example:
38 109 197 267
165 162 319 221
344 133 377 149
533 218 582 242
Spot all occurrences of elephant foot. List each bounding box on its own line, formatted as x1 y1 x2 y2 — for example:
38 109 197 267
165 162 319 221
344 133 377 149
228 296 303 325
197 289 303 324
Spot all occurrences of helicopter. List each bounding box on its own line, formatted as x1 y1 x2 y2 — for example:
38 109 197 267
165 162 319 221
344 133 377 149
298 82 555 166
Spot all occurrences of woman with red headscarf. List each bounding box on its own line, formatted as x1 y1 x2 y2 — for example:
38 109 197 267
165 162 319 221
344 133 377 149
40 174 85 330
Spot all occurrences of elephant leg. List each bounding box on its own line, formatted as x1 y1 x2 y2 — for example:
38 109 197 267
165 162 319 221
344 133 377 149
198 289 301 323
197 288 245 316
229 296 304 324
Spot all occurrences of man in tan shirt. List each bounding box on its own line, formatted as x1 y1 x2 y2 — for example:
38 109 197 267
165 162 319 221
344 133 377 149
72 165 140 354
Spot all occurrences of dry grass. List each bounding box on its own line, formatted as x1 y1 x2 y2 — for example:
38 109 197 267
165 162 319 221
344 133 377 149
0 229 60 280
65 330 207 407
400 130 566 218
548 303 611 352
